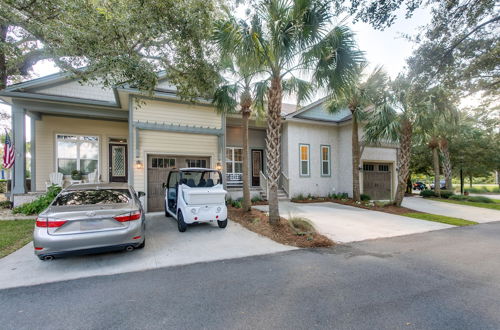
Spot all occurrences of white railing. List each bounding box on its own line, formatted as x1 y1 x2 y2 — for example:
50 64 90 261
280 172 289 196
226 173 243 186
259 171 269 198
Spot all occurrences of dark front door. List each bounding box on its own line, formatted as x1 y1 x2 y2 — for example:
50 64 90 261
251 150 263 186
109 144 127 182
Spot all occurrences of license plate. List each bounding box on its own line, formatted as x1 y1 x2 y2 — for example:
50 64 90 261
80 220 103 231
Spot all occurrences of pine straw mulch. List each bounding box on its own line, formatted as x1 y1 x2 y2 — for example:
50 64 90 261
291 198 421 215
228 206 333 248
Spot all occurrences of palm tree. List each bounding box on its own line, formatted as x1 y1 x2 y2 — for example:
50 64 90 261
326 65 388 201
221 0 362 223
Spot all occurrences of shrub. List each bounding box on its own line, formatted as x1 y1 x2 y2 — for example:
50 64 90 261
449 195 468 201
288 217 315 236
0 200 12 209
231 200 242 208
467 196 494 203
251 195 263 203
12 185 62 215
439 190 455 199
420 190 436 198
360 194 371 201
292 193 305 201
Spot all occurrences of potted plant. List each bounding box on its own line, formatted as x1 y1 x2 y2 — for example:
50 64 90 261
71 170 82 180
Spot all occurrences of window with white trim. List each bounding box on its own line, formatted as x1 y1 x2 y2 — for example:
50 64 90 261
320 145 331 176
226 147 243 174
56 134 99 175
299 144 310 176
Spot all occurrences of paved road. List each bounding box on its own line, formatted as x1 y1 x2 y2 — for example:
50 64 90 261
402 196 500 223
254 201 452 243
2 222 500 330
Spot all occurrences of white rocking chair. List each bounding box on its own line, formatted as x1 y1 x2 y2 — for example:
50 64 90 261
46 172 64 190
87 169 99 184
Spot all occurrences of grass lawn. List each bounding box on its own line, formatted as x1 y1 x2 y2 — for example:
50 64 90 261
403 213 477 227
0 220 35 258
429 198 500 211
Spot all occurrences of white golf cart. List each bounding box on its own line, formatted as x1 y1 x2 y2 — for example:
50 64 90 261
164 168 228 232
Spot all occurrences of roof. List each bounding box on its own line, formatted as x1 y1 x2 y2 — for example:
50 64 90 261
284 97 352 124
179 168 219 172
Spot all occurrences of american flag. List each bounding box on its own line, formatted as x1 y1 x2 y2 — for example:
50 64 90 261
3 130 15 169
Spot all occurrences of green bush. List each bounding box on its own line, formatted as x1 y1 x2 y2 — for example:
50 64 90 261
420 190 436 198
360 194 371 201
0 200 12 209
12 185 62 215
449 195 468 201
464 186 500 193
292 193 305 201
439 190 455 199
288 217 315 236
251 195 263 203
467 196 494 203
230 199 242 208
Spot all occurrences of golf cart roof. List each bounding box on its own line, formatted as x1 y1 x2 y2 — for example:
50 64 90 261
179 168 218 172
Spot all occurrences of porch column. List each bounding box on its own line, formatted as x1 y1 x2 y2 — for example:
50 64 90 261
11 104 26 194
30 115 36 191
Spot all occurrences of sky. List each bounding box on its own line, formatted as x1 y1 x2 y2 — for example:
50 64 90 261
0 5 432 140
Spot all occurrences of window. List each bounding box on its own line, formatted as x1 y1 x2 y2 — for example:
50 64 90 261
320 145 331 176
379 164 389 172
363 164 375 171
186 159 207 168
151 157 176 168
226 147 243 174
53 189 131 206
56 135 99 175
299 144 310 176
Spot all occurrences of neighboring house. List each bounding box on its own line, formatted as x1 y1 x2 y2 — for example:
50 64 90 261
0 72 398 211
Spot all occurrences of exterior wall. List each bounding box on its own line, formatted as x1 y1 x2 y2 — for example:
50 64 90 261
336 125 353 196
35 115 128 191
285 121 340 197
31 80 115 102
131 98 221 196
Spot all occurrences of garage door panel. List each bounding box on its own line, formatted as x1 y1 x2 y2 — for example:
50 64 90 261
363 163 392 200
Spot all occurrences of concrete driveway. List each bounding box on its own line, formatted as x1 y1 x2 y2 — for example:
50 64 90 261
253 201 452 243
0 213 294 290
402 196 500 223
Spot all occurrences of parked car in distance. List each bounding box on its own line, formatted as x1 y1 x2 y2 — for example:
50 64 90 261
164 168 228 232
430 180 446 190
34 183 146 261
413 181 427 191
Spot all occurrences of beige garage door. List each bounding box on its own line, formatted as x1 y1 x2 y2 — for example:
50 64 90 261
363 163 392 200
147 155 210 212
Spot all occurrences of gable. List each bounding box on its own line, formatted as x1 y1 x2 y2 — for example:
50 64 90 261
29 79 115 103
295 101 351 122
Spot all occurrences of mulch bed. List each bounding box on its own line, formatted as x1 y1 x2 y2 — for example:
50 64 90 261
228 206 333 248
291 198 421 215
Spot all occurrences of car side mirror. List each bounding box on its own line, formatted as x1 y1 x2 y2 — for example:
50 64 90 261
137 191 146 198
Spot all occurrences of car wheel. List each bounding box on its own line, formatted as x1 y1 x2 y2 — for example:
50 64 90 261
164 201 170 217
177 211 187 232
217 219 228 229
137 238 146 249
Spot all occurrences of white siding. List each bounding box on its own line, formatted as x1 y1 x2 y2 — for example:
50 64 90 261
31 80 115 102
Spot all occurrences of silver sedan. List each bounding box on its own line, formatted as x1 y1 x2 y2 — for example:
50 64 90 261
34 183 146 260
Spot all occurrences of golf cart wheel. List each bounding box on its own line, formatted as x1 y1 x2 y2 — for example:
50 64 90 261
217 219 228 229
177 211 187 232
164 201 170 217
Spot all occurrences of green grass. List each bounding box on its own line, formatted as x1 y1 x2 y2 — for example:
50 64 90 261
403 213 477 227
0 220 35 258
429 197 500 211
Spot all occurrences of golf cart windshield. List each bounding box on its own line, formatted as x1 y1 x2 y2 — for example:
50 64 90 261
180 170 222 188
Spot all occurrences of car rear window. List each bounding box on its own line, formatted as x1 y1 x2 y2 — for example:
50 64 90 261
53 189 132 206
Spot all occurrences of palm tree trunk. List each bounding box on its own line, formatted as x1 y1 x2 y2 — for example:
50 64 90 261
394 119 412 206
266 76 282 224
351 115 361 201
439 138 452 190
241 108 251 211
432 147 441 197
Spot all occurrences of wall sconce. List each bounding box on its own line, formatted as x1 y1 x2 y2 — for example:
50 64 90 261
215 161 223 171
358 164 363 171
135 160 144 169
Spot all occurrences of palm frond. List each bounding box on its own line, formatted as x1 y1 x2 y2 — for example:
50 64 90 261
212 83 239 114
282 76 314 106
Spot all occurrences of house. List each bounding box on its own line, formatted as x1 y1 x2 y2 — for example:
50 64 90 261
0 72 398 211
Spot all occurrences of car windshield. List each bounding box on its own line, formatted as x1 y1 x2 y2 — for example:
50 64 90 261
53 189 132 206
181 170 222 188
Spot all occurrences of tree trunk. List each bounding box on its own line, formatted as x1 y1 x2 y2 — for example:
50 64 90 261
394 119 412 206
469 175 473 188
351 115 361 201
241 108 251 211
432 147 441 197
439 138 453 190
266 76 282 225
0 24 8 90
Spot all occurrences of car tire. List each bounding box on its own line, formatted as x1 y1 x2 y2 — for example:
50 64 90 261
177 211 187 232
217 219 228 229
136 238 146 249
164 201 170 217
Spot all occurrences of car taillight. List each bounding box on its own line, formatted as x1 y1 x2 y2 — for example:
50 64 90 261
36 218 67 228
113 211 141 222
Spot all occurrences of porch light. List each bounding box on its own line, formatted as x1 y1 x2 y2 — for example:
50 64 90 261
135 160 144 169
216 161 223 171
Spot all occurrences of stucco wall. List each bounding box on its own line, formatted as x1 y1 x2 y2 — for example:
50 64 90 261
34 115 128 190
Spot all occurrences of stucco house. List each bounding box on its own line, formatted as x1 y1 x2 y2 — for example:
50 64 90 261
0 72 398 211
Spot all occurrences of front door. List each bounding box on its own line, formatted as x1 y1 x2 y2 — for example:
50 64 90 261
109 144 127 182
251 150 263 186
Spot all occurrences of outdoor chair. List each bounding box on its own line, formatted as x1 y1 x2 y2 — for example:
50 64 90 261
46 172 64 190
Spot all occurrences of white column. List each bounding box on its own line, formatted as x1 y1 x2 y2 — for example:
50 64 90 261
11 104 26 194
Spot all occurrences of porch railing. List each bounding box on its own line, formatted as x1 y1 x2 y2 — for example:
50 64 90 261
259 171 268 198
279 172 289 196
226 173 243 187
